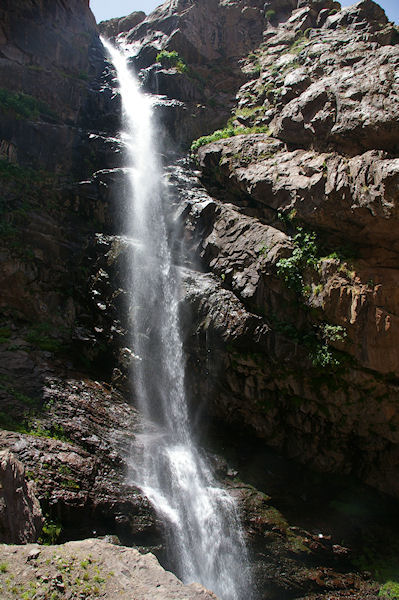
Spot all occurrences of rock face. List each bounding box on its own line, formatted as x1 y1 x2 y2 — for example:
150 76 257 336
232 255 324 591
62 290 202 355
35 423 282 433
0 450 43 543
0 0 399 599
177 0 399 499
98 11 146 39
0 0 159 553
101 0 301 147
0 341 160 547
0 0 100 171
0 539 217 599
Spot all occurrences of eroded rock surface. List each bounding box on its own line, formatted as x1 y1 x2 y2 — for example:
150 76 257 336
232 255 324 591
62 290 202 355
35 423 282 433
0 450 43 543
0 539 217 599
181 0 399 499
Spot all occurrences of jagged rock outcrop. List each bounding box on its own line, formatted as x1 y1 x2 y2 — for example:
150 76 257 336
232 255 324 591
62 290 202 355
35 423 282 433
0 450 43 543
0 539 217 599
101 0 303 147
98 11 146 39
0 332 160 547
179 0 399 500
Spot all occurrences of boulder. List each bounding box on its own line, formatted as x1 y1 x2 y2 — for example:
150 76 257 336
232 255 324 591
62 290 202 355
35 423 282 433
0 450 43 543
0 539 218 599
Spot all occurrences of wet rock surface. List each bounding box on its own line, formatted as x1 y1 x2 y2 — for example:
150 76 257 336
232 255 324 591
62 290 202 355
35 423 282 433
0 341 160 547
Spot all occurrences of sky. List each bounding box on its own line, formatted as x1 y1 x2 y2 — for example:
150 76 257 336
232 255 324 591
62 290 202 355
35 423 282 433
89 0 398 24
341 0 399 22
90 0 161 22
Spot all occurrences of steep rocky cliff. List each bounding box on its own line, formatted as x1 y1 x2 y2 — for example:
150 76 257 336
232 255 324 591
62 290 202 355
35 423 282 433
0 0 156 551
1 0 399 599
184 0 399 500
108 0 399 499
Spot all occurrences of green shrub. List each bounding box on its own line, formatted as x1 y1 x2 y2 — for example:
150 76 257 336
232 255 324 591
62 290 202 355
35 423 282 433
320 324 347 343
40 519 62 545
265 9 275 20
310 344 341 368
156 50 188 73
31 423 72 443
276 227 318 293
191 125 269 152
379 581 399 599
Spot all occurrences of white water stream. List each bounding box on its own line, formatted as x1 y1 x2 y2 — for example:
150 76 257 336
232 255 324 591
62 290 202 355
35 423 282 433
103 39 251 600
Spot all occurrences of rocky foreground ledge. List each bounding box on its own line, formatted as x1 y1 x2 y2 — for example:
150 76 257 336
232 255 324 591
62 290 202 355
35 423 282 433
0 538 217 599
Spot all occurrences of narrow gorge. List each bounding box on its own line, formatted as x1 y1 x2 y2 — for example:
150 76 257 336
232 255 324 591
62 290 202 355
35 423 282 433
1 0 399 599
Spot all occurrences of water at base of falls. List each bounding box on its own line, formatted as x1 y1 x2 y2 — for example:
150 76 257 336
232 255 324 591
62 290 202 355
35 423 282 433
102 38 252 600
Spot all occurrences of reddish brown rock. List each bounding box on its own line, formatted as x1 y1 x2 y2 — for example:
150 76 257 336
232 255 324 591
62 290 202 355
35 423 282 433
180 0 399 499
0 450 43 543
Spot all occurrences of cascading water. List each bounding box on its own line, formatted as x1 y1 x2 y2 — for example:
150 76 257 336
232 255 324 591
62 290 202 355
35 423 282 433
103 39 252 600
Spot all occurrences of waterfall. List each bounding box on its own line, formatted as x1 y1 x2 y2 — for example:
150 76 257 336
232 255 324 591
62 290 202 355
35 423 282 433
102 39 252 600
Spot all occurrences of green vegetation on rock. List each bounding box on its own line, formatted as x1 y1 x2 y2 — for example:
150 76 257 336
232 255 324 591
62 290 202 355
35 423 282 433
156 50 188 73
380 581 399 599
25 322 64 353
276 227 318 294
270 225 351 369
0 88 56 120
40 519 62 545
191 125 269 152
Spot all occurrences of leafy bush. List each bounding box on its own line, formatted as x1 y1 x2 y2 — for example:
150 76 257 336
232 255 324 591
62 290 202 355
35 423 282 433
191 125 269 152
40 519 62 545
379 581 399 599
320 324 347 343
276 228 318 293
274 227 350 369
156 50 188 73
310 344 341 369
